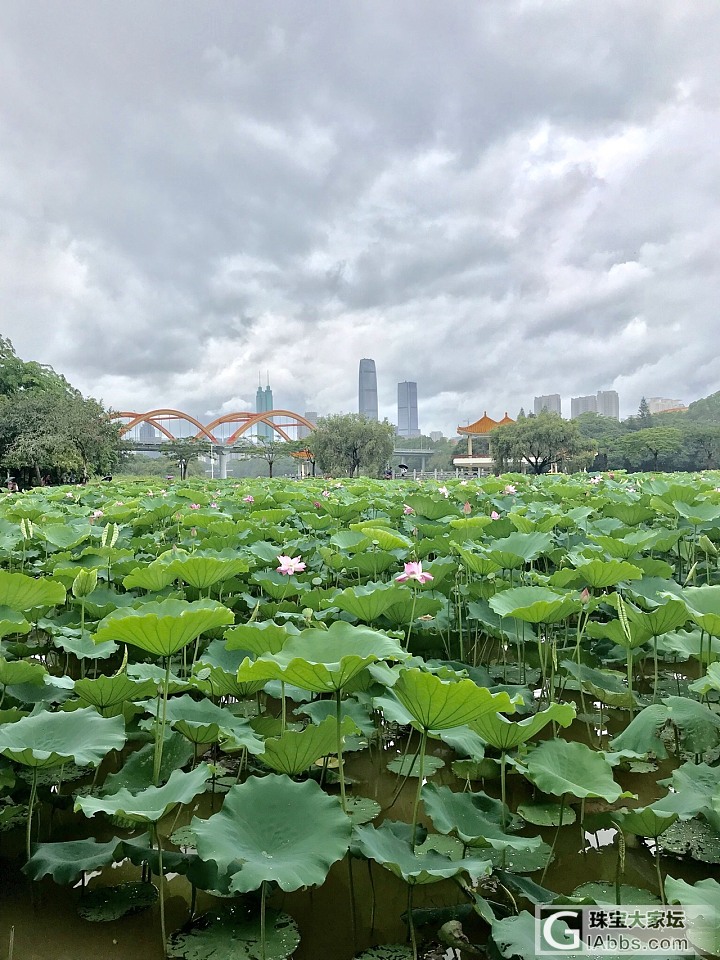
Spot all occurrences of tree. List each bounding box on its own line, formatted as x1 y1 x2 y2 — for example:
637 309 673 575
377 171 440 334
490 411 596 475
308 414 395 477
612 427 683 472
160 437 211 480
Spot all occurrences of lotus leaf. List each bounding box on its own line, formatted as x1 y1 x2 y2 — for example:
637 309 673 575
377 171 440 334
53 628 118 660
612 806 677 838
334 582 406 622
470 701 575 751
344 796 381 825
524 740 625 802
224 620 299 656
123 560 177 592
572 881 660 905
627 599 689 637
0 657 46 688
489 586 580 624
236 621 407 693
353 819 492 886
23 835 124 884
94 599 234 657
76 764 211 822
452 545 501 577
572 558 643 588
386 754 445 778
77 881 158 922
102 731 194 795
251 570 306 600
166 905 301 960
191 774 351 892
261 715 357 775
146 695 265 753
517 801 577 827
41 520 93 550
423 785 537 851
352 948 413 960
664 876 720 956
168 553 249 589
74 673 157 711
681 585 720 636
403 494 458 520
0 707 125 768
609 704 671 758
0 570 66 611
560 661 635 709
0 607 32 640
392 668 517 732
673 500 720 525
657 818 720 863
297 696 376 735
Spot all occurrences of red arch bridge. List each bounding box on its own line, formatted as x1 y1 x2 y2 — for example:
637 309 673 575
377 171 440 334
111 408 316 479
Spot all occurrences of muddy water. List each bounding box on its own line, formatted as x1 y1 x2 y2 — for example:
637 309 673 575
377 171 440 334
0 721 712 960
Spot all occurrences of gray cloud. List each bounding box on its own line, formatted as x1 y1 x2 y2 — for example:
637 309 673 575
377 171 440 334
1 0 719 434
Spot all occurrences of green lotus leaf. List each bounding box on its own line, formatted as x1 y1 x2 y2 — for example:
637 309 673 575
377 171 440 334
333 582 407 622
127 662 191 694
41 520 93 550
122 559 178 594
353 819 492 886
664 876 720 957
627 598 689 637
423 784 536 851
524 739 625 802
673 500 720 525
0 657 46 688
74 674 157 711
297 696 376 735
689 661 720 696
77 881 158 922
23 835 124 884
251 570 306 600
487 532 554 568
145 695 264 753
470 701 575 750
236 621 407 693
589 531 657 559
386 754 445 778
489 587 580 624
0 608 32 640
262 715 357 775
348 526 412 551
166 905 301 960
168 553 249 589
572 559 643 588
0 570 66 611
663 695 720 755
392 668 517 732
612 806 678 838
76 764 211 822
102 732 193 795
0 706 125 768
659 628 720 663
53 628 118 660
449 515 493 534
681 585 720 636
609 704 669 758
191 774 351 892
604 502 655 526
403 494 458 520
224 621 298 656
587 617 651 651
344 796 382 825
560 660 635 709
251 508 293 524
94 599 234 657
517 801 577 827
453 545 502 576
380 594 444 628
328 530 371 552
657 818 720 863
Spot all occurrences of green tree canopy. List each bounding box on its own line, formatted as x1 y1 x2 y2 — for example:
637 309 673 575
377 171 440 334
308 414 395 477
490 411 596 475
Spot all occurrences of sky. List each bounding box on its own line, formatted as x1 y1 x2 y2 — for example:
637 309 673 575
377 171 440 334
1 1 719 438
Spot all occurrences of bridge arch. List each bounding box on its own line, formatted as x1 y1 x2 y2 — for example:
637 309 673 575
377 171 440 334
111 410 218 442
111 408 316 445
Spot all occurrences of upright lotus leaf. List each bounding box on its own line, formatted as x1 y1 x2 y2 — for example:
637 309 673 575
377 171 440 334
560 660 635 709
41 519 93 550
0 570 66 611
0 657 47 691
127 662 191 695
353 819 492 886
489 587 580 624
74 674 157 713
664 877 720 957
333 582 407 622
603 502 655 526
587 617 652 651
689 661 720 697
145 695 264 753
236 621 407 693
348 526 412 552
681 585 720 636
626 599 689 639
609 704 670 759
251 570 306 600
612 806 678 839
486 532 554 569
123 559 177 592
673 500 720 525
589 531 657 559
224 620 299 656
572 559 643 589
0 707 126 768
24 835 124 884
470 701 575 751
76 764 211 823
403 494 458 520
524 739 625 803
423 785 539 852
261 715 358 775
452 546 501 577
102 732 194 795
167 553 249 590
191 774 351 892
392 668 517 732
94 599 234 657
663 695 720 755
0 607 32 640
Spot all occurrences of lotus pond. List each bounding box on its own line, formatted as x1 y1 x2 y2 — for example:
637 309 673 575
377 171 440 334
0 472 719 959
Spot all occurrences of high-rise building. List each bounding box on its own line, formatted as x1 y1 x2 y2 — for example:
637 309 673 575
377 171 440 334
255 376 274 438
596 390 620 420
397 381 420 437
647 397 686 414
534 394 562 416
570 395 597 418
358 359 378 420
298 410 318 440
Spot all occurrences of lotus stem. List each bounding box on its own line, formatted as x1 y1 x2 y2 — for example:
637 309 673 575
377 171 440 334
336 690 346 812
405 588 418 651
500 752 507 831
153 658 172 787
155 826 167 955
410 729 428 848
541 793 565 885
7 925 14 960
655 843 666 905
652 636 659 703
280 680 286 735
25 767 38 863
407 884 418 960
615 829 625 904
260 880 267 960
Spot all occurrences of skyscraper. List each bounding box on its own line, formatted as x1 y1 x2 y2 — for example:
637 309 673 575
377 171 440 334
570 395 597 418
397 381 420 437
358 359 378 420
255 375 274 438
534 394 562 416
297 411 318 440
596 390 620 420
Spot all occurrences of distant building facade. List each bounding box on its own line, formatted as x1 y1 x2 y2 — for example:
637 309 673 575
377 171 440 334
397 381 420 437
429 431 444 442
534 394 562 416
648 397 687 414
255 378 274 438
571 395 598 418
358 359 378 420
596 390 620 420
297 410 318 440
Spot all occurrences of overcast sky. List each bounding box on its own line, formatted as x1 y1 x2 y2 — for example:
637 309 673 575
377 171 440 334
1 1 719 437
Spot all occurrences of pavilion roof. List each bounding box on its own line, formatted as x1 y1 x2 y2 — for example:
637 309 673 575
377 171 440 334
457 411 514 435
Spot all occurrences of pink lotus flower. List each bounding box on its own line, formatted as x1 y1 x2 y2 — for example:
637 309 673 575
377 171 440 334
313 501 322 508
91 509 104 519
403 504 414 515
490 510 500 520
589 476 601 485
580 588 591 604
189 503 201 510
322 490 331 498
438 486 449 498
277 555 306 575
209 501 218 508
459 480 468 486
395 561 434 585
504 484 516 495
463 501 472 515
243 495 254 503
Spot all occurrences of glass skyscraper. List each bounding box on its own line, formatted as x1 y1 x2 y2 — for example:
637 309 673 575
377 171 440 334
397 381 420 437
358 359 378 420
255 378 274 438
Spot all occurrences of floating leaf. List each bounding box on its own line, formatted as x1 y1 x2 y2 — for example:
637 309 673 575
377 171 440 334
77 881 158 922
517 802 577 827
166 905 300 960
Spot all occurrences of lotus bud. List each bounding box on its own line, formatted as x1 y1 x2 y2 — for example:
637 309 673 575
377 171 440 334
72 568 98 599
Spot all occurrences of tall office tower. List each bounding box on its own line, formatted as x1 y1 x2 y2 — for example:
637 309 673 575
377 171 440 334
263 381 274 439
255 376 274 438
358 359 378 420
397 381 420 437
534 394 562 416
297 411 318 440
596 390 620 420
570 395 598 418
